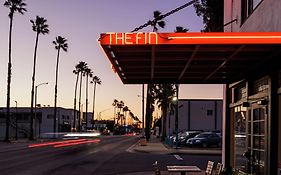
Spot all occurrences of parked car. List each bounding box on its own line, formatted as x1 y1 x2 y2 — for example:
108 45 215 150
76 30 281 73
178 131 202 146
172 130 202 146
186 132 221 148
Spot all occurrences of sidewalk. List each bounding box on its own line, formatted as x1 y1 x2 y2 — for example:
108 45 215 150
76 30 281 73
129 135 222 155
123 135 221 175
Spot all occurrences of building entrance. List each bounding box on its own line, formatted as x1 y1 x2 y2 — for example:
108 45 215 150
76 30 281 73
246 104 267 175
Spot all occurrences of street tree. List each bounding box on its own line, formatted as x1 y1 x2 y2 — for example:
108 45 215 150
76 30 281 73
91 76 101 127
29 16 49 140
53 36 68 137
154 84 176 140
73 61 87 131
84 67 93 129
193 0 224 32
175 26 189 32
3 0 27 142
149 10 165 32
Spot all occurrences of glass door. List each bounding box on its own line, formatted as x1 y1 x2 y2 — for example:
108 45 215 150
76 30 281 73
247 104 267 175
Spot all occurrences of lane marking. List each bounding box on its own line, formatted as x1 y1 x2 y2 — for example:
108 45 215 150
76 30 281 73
174 154 183 161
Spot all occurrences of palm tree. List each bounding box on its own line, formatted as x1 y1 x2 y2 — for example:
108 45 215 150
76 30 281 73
112 99 118 125
128 111 135 126
117 101 124 125
73 61 87 131
175 26 189 32
123 106 129 126
149 10 165 32
91 76 101 128
144 10 166 141
4 0 27 142
154 84 176 140
84 67 93 129
53 36 68 137
77 63 87 132
29 16 49 140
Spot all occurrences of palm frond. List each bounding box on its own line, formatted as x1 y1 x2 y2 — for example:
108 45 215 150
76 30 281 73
153 10 161 18
175 26 189 33
157 21 165 29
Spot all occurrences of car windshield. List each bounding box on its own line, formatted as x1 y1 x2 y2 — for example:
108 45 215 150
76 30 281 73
195 133 210 138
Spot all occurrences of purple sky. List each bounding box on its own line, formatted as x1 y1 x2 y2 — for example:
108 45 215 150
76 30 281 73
0 0 222 120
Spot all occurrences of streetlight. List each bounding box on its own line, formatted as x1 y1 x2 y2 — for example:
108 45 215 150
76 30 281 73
35 82 48 138
98 108 110 120
15 100 18 140
173 84 180 149
137 93 145 135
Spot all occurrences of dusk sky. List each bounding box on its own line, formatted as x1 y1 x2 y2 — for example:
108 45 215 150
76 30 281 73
0 0 223 120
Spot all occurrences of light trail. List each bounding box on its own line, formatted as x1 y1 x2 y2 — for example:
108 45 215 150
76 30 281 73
28 139 87 148
53 139 101 148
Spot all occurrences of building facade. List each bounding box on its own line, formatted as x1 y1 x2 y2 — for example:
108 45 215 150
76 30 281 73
0 107 79 139
224 0 281 174
167 99 222 136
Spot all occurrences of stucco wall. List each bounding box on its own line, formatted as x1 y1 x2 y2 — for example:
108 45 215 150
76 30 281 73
167 99 222 136
224 0 281 32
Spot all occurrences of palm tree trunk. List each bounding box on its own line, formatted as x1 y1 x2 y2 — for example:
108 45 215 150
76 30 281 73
92 82 97 128
30 32 39 140
161 108 167 141
78 73 83 132
73 72 79 131
54 48 60 138
5 14 13 142
145 84 152 141
85 74 89 129
113 106 116 126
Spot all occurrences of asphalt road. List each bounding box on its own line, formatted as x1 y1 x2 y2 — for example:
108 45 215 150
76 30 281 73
0 135 221 175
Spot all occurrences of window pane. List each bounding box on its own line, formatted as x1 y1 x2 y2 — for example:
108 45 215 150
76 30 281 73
235 111 247 170
253 121 265 135
253 0 262 9
253 136 265 149
253 109 259 120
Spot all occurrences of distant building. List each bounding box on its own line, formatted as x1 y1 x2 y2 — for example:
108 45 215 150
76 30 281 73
0 107 79 139
166 99 222 136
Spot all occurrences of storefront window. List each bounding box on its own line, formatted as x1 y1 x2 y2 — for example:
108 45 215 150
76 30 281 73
234 106 247 171
248 107 266 175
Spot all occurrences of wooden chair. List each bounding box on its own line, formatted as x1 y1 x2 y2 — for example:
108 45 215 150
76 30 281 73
205 161 214 175
153 161 161 175
213 162 223 175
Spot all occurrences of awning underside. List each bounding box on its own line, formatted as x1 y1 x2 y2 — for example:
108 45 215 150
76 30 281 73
101 44 281 84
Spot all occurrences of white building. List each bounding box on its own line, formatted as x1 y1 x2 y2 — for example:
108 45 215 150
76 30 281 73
167 99 222 136
0 107 79 139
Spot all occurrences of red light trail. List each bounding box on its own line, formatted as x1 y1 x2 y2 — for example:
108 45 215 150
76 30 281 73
28 139 90 148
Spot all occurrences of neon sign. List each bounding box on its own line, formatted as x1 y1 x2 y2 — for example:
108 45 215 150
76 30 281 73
106 32 158 45
100 32 281 45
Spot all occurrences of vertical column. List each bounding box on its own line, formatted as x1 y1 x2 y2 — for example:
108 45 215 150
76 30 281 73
268 71 278 175
215 101 218 130
187 101 191 130
222 84 232 168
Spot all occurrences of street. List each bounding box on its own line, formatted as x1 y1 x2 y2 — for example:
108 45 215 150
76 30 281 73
0 135 221 175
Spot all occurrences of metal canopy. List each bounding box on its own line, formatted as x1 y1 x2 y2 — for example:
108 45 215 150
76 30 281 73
99 32 281 84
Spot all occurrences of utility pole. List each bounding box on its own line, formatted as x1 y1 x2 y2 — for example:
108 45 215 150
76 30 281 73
15 100 18 140
174 84 180 149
